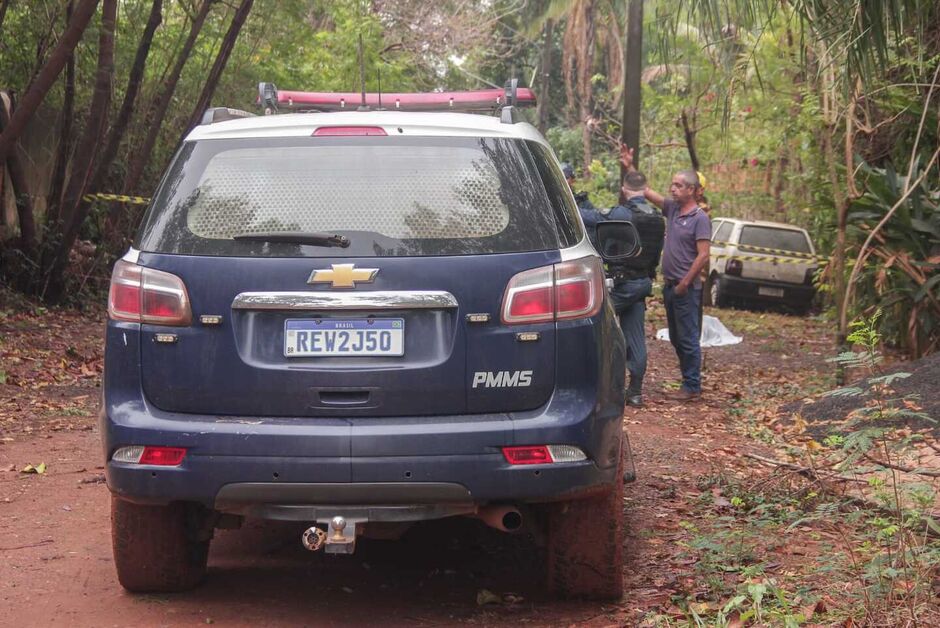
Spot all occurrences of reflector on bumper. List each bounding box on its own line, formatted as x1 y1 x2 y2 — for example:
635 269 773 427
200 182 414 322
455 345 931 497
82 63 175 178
501 445 587 465
112 446 187 466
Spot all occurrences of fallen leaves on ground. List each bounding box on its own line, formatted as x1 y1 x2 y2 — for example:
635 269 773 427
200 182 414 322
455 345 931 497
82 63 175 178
20 462 46 474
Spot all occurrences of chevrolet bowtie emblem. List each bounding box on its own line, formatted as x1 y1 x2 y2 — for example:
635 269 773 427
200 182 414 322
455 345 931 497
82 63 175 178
307 264 379 288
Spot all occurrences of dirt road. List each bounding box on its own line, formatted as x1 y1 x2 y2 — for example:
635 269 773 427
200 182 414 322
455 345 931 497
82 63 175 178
0 301 835 626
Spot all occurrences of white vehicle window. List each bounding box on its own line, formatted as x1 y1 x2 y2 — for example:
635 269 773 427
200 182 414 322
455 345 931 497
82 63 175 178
713 222 733 244
739 226 811 254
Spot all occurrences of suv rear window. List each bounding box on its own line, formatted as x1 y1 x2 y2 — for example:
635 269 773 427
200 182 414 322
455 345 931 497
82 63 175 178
739 226 811 254
135 136 582 257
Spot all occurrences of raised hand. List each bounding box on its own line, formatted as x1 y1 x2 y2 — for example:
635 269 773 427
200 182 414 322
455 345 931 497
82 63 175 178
619 144 635 171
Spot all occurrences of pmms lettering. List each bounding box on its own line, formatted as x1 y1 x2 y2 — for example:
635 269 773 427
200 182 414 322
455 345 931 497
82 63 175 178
471 370 533 389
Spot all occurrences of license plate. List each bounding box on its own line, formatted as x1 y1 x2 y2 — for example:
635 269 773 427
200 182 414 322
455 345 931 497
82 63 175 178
758 286 785 298
284 319 404 357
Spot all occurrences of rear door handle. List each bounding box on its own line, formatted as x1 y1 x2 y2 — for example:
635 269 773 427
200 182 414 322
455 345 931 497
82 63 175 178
317 390 371 406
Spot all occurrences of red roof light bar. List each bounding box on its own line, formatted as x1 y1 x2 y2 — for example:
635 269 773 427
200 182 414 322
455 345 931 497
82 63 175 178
277 88 536 113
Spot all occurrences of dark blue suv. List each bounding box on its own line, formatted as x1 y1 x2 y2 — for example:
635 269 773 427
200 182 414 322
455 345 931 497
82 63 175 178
102 90 631 599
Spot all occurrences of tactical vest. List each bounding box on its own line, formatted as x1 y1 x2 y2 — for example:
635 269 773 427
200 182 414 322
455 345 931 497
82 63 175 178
607 199 665 273
574 191 595 210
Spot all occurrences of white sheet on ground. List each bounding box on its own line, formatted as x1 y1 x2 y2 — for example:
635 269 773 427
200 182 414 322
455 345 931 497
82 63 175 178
656 315 743 347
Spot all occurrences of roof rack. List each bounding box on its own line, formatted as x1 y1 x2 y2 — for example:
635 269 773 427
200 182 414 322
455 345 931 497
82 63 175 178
200 106 256 125
255 78 535 123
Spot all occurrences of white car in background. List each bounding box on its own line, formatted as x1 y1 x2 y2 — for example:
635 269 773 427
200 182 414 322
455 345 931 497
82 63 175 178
706 218 818 314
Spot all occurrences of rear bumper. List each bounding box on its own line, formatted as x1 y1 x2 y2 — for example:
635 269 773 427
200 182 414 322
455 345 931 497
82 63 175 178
101 315 628 516
720 275 815 304
105 451 620 514
103 413 624 513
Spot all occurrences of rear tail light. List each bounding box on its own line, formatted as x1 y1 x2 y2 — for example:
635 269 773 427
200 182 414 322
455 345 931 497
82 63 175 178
108 260 192 326
501 257 604 324
502 445 587 465
554 257 604 320
503 266 554 323
112 446 187 466
725 258 743 277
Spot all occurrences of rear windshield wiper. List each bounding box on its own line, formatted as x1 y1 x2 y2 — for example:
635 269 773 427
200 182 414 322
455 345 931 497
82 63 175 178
233 231 350 248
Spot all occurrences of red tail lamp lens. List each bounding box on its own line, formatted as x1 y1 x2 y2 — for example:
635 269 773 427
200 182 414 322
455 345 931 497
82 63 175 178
508 286 553 319
555 279 591 314
139 446 187 466
502 446 553 465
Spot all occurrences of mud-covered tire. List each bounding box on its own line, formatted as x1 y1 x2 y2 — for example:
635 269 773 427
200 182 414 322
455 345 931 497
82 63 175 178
545 457 625 600
111 496 210 592
709 274 728 308
702 276 713 306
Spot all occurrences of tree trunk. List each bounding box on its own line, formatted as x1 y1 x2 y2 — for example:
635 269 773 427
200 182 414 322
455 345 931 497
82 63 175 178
41 0 117 302
536 19 554 135
605 12 624 111
98 0 163 247
827 124 848 348
836 81 861 340
0 97 37 257
122 0 215 197
819 48 849 380
0 0 100 167
680 108 699 171
620 0 642 182
578 0 595 176
24 4 66 94
773 150 788 218
0 0 10 35
46 1 77 230
177 0 254 148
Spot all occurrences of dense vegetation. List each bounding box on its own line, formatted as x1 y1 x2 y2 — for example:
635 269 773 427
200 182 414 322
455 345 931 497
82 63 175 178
0 0 937 355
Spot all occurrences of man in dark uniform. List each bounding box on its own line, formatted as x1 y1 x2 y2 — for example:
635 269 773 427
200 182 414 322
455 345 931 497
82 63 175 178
562 162 595 210
580 171 664 407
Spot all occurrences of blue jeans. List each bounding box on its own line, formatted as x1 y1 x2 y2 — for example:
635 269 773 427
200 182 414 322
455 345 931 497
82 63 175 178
609 277 652 395
663 284 702 393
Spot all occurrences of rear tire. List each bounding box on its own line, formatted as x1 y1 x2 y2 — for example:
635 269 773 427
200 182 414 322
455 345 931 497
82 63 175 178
111 496 211 592
545 453 624 600
709 274 728 308
793 302 812 316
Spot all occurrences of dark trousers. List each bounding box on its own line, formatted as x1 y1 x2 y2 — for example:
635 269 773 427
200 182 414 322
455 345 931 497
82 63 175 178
663 283 703 393
609 277 652 395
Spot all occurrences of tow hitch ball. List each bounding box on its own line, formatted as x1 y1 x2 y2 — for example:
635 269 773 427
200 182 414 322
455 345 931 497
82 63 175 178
302 516 358 554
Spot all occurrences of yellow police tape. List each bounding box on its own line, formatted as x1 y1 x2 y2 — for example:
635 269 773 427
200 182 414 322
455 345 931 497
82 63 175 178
82 193 151 205
711 240 815 259
713 253 827 266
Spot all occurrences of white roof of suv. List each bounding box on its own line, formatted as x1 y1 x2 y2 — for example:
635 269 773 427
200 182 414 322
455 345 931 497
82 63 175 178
186 111 548 145
712 217 808 232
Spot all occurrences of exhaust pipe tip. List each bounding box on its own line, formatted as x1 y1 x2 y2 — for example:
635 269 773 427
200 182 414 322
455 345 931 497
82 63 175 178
501 510 523 531
473 505 524 533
